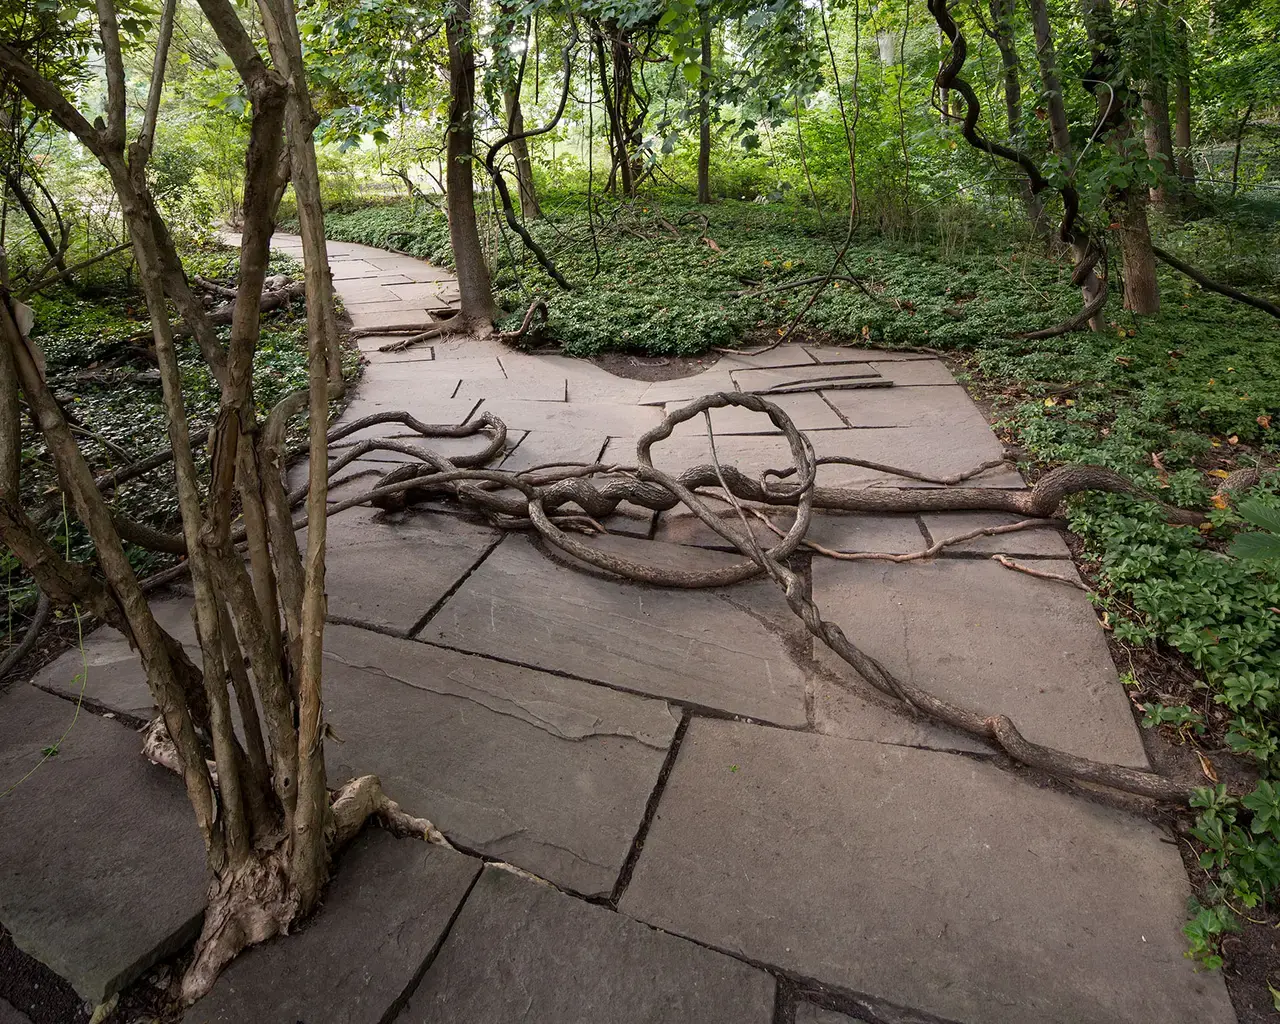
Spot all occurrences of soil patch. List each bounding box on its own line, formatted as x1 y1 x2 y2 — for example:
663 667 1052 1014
590 351 721 382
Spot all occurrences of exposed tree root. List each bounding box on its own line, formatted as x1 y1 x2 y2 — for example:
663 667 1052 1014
495 299 549 342
992 553 1088 589
348 312 458 338
0 588 51 679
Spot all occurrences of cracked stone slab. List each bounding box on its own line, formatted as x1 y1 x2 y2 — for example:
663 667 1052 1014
715 343 816 368
867 358 958 385
500 430 605 473
729 363 881 393
314 507 499 635
30 597 196 721
475 398 663 439
636 372 739 406
622 428 1023 489
822 383 992 429
454 376 567 402
921 511 1072 557
663 392 845 436
426 533 810 725
795 1005 869 1024
0 998 32 1024
0 685 206 1005
183 831 479 1024
804 345 933 363
620 719 1236 1024
402 865 775 1024
330 260 388 281
811 558 1149 767
322 624 677 895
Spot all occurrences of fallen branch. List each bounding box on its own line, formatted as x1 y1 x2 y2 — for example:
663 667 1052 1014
992 553 1087 589
0 589 51 679
349 312 458 338
1153 245 1280 320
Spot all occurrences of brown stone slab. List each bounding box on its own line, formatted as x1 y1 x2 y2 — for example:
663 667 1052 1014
426 534 810 725
921 511 1072 557
620 720 1235 1024
663 392 846 436
653 509 922 556
330 260 387 280
402 866 775 1024
316 507 500 634
183 831 480 1024
636 373 738 406
322 624 678 895
811 558 1148 766
348 307 437 330
795 1004 869 1024
0 686 206 1005
714 342 816 368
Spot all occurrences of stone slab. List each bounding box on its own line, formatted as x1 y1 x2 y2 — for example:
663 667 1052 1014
387 282 462 304
500 430 606 473
317 507 499 634
474 399 663 439
330 260 388 280
636 372 738 406
823 383 989 429
183 831 480 1024
715 343 816 368
663 392 846 436
30 597 196 720
624 428 1024 489
795 1005 868 1024
620 719 1236 1024
368 259 454 281
729 363 880 393
0 685 206 1004
348 307 437 330
329 395 480 445
403 866 775 1024
868 358 957 385
322 624 677 895
805 345 933 362
426 534 811 726
454 377 567 402
0 998 32 1024
921 511 1072 557
653 508 922 557
811 558 1148 767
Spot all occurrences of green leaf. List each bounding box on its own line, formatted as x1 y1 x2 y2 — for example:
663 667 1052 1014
1238 498 1280 535
1229 531 1280 562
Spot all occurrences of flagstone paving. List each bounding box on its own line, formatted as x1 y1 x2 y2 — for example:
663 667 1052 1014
0 235 1238 1023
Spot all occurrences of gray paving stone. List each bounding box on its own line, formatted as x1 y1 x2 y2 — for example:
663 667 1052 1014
454 376 567 402
403 866 775 1024
869 358 958 385
663 392 846 436
474 398 663 438
620 719 1236 1024
653 509 922 556
822 383 990 429
317 507 499 634
810 673 993 755
500 429 605 473
795 1004 868 1024
636 372 738 406
387 282 461 304
322 624 677 895
0 685 206 1004
624 428 1024 489
921 511 1072 557
811 558 1148 766
805 345 933 362
729 363 880 393
329 395 480 445
426 533 811 725
330 260 388 280
715 342 816 368
0 998 32 1024
30 597 196 720
183 831 480 1024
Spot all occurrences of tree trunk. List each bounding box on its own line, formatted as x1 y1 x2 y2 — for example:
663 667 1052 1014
1027 0 1104 326
989 0 1045 234
1230 103 1251 195
697 7 712 204
503 87 541 220
5 172 67 273
1172 18 1195 192
444 0 497 325
1081 0 1160 313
